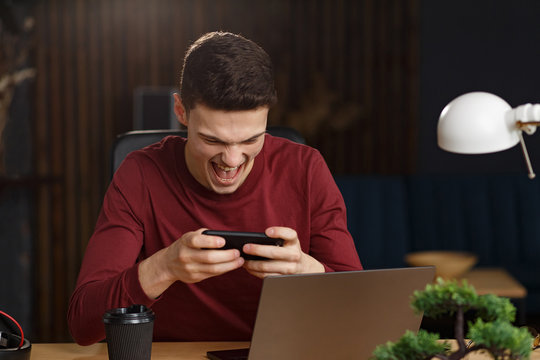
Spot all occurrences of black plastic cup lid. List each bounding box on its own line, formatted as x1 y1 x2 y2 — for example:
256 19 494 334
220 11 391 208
103 305 155 324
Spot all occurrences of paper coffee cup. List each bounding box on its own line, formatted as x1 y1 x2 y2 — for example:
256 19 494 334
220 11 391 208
103 305 154 360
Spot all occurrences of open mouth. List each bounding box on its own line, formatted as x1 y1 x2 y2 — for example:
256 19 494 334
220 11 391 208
212 162 243 184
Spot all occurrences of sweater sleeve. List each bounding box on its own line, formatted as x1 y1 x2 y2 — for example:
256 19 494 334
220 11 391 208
67 156 157 345
307 151 363 272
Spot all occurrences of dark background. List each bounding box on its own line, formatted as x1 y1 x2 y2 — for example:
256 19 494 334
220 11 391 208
419 0 540 175
1 0 540 342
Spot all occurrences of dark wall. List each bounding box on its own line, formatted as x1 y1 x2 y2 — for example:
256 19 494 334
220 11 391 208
27 0 419 342
0 0 37 340
418 0 540 175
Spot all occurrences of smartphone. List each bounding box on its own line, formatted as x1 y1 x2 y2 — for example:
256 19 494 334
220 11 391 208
202 230 283 260
206 348 249 360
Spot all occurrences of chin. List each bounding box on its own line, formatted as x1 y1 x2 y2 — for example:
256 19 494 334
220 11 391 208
211 186 239 195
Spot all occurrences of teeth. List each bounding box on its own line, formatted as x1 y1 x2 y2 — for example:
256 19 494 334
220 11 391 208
216 164 238 172
217 176 234 182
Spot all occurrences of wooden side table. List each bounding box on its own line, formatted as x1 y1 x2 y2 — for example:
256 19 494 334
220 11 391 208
462 267 527 325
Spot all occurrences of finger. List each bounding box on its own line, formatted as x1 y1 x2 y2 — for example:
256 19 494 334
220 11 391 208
265 226 298 244
183 231 226 249
243 243 300 262
184 257 245 283
243 267 281 279
193 248 242 264
244 259 296 275
197 257 245 274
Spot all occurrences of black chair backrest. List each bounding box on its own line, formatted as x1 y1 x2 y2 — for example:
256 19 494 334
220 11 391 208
111 126 305 175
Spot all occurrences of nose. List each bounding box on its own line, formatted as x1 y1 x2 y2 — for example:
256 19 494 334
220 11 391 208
221 145 245 167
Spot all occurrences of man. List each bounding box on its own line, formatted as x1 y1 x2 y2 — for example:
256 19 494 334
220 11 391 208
68 31 362 345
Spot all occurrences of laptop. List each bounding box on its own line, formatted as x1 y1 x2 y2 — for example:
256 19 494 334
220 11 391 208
207 266 435 360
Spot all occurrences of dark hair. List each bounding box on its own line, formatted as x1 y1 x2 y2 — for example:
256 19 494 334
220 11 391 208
179 31 277 112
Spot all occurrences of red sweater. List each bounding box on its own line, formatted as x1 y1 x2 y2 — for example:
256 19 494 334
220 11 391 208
68 134 362 345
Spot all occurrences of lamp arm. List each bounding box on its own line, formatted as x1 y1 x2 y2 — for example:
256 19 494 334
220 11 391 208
517 120 540 134
512 104 540 179
517 131 536 179
513 103 540 135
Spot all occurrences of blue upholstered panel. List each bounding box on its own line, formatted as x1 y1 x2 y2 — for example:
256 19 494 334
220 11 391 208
336 176 409 269
335 174 540 313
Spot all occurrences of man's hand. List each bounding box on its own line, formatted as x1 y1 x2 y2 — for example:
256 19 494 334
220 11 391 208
242 227 324 278
138 229 244 299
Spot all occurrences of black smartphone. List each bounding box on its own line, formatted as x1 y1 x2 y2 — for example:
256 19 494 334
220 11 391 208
206 348 249 360
202 230 283 260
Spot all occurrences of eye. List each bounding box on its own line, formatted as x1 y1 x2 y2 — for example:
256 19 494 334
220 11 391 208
202 138 222 145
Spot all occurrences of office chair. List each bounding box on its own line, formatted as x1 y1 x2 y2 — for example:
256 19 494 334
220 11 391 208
111 126 305 175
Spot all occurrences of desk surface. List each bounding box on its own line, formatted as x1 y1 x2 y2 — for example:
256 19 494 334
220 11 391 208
31 342 249 359
31 342 540 360
463 268 527 298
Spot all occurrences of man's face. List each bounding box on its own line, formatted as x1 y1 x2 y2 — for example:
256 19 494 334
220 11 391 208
174 96 268 195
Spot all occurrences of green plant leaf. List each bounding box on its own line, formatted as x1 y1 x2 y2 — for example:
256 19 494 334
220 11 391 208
467 319 533 359
411 277 478 318
475 294 516 323
371 330 449 360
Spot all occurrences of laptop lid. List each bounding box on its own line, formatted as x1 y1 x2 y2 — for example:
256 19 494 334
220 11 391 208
208 266 435 360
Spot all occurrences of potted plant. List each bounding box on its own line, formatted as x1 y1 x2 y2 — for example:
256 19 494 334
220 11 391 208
372 278 535 360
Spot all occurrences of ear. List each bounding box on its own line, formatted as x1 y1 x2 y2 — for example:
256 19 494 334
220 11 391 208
173 93 188 127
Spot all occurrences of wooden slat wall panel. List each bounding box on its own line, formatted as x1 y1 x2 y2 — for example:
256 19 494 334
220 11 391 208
32 0 419 341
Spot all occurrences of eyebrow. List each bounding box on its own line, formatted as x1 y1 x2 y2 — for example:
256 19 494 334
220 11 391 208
198 131 267 144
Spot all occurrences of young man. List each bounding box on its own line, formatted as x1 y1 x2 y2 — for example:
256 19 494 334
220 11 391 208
68 31 362 345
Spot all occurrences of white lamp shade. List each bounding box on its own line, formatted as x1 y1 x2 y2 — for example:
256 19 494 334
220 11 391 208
437 92 520 154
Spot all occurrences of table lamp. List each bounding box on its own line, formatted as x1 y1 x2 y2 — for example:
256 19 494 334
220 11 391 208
437 92 540 179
